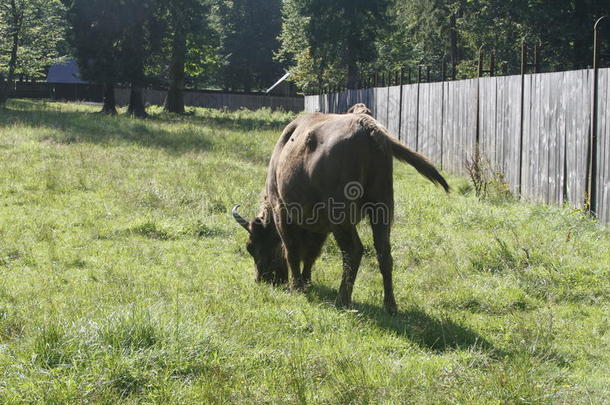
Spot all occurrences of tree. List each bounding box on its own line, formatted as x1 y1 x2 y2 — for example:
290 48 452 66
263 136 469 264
66 0 162 117
115 0 172 118
160 0 214 113
0 0 66 84
217 0 284 92
65 0 123 114
373 0 610 80
277 0 389 92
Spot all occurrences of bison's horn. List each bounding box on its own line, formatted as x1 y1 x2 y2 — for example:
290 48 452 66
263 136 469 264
232 204 250 232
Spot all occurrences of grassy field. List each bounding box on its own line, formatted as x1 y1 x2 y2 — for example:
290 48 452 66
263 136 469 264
0 99 608 404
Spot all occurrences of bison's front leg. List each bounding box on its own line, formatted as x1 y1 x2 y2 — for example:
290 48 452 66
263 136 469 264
276 215 305 290
284 245 304 290
301 231 328 286
333 226 364 308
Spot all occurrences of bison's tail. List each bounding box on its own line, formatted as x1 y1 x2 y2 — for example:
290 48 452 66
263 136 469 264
388 136 450 193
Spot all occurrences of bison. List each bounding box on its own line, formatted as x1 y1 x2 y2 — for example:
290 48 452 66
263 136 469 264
233 103 449 313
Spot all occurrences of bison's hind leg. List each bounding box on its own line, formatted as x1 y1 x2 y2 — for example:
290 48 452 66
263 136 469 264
370 217 397 314
333 226 364 308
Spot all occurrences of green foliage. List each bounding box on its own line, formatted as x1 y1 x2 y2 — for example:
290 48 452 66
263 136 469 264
215 0 284 91
0 100 609 402
147 0 219 86
278 0 390 93
279 0 610 89
65 0 122 85
0 0 67 81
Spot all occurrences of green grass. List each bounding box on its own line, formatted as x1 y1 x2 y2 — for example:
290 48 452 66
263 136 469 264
0 99 608 404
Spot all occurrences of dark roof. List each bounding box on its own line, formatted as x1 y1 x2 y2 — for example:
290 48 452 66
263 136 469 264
46 59 88 84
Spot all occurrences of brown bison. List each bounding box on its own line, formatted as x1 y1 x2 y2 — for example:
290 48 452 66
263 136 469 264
233 103 449 313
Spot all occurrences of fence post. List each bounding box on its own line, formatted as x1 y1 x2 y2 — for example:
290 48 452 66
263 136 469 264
398 68 404 141
587 16 606 215
520 41 528 75
534 45 541 73
518 39 528 197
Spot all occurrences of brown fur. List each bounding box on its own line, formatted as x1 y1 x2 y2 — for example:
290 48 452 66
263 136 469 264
234 104 449 313
346 103 372 116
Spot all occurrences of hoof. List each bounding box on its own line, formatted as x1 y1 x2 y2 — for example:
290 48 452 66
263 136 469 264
273 277 288 286
384 298 398 315
291 279 305 292
335 296 351 309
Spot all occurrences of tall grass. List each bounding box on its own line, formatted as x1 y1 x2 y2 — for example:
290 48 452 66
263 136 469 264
0 100 608 403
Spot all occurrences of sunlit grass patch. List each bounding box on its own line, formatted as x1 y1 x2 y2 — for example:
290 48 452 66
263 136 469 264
0 100 608 403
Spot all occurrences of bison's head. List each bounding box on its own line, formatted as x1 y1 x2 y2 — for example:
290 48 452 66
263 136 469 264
232 205 287 284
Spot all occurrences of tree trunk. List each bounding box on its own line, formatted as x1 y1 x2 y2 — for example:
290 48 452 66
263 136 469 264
101 83 117 114
7 22 20 88
347 61 359 89
7 0 22 86
449 12 459 77
572 0 590 69
164 26 186 114
0 75 8 106
128 83 147 118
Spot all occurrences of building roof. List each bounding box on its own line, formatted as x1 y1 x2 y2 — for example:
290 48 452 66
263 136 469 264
46 59 88 84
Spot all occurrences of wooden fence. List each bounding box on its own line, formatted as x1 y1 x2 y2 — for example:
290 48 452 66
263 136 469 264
8 83 304 112
114 88 303 113
9 82 105 101
304 68 610 225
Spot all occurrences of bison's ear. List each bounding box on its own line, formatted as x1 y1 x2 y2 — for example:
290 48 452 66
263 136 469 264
232 205 250 233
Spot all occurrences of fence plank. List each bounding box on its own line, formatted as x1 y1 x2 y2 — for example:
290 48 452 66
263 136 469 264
338 91 348 113
596 68 610 223
418 82 443 165
521 74 533 200
478 77 497 173
559 70 591 209
373 87 389 128
497 75 522 193
444 79 478 175
400 84 419 148
387 85 401 138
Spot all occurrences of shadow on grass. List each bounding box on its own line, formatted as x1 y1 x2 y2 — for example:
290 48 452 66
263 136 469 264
0 100 286 163
1 102 210 153
308 284 499 354
163 109 294 132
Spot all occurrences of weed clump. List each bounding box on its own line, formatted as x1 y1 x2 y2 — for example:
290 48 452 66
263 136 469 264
464 144 513 204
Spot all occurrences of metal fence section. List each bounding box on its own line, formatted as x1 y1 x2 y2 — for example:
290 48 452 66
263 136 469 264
304 67 610 225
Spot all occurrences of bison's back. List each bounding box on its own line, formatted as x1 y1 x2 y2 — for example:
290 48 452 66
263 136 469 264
271 113 394 230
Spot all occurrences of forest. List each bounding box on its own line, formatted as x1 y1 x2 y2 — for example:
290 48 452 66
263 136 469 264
0 0 609 112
